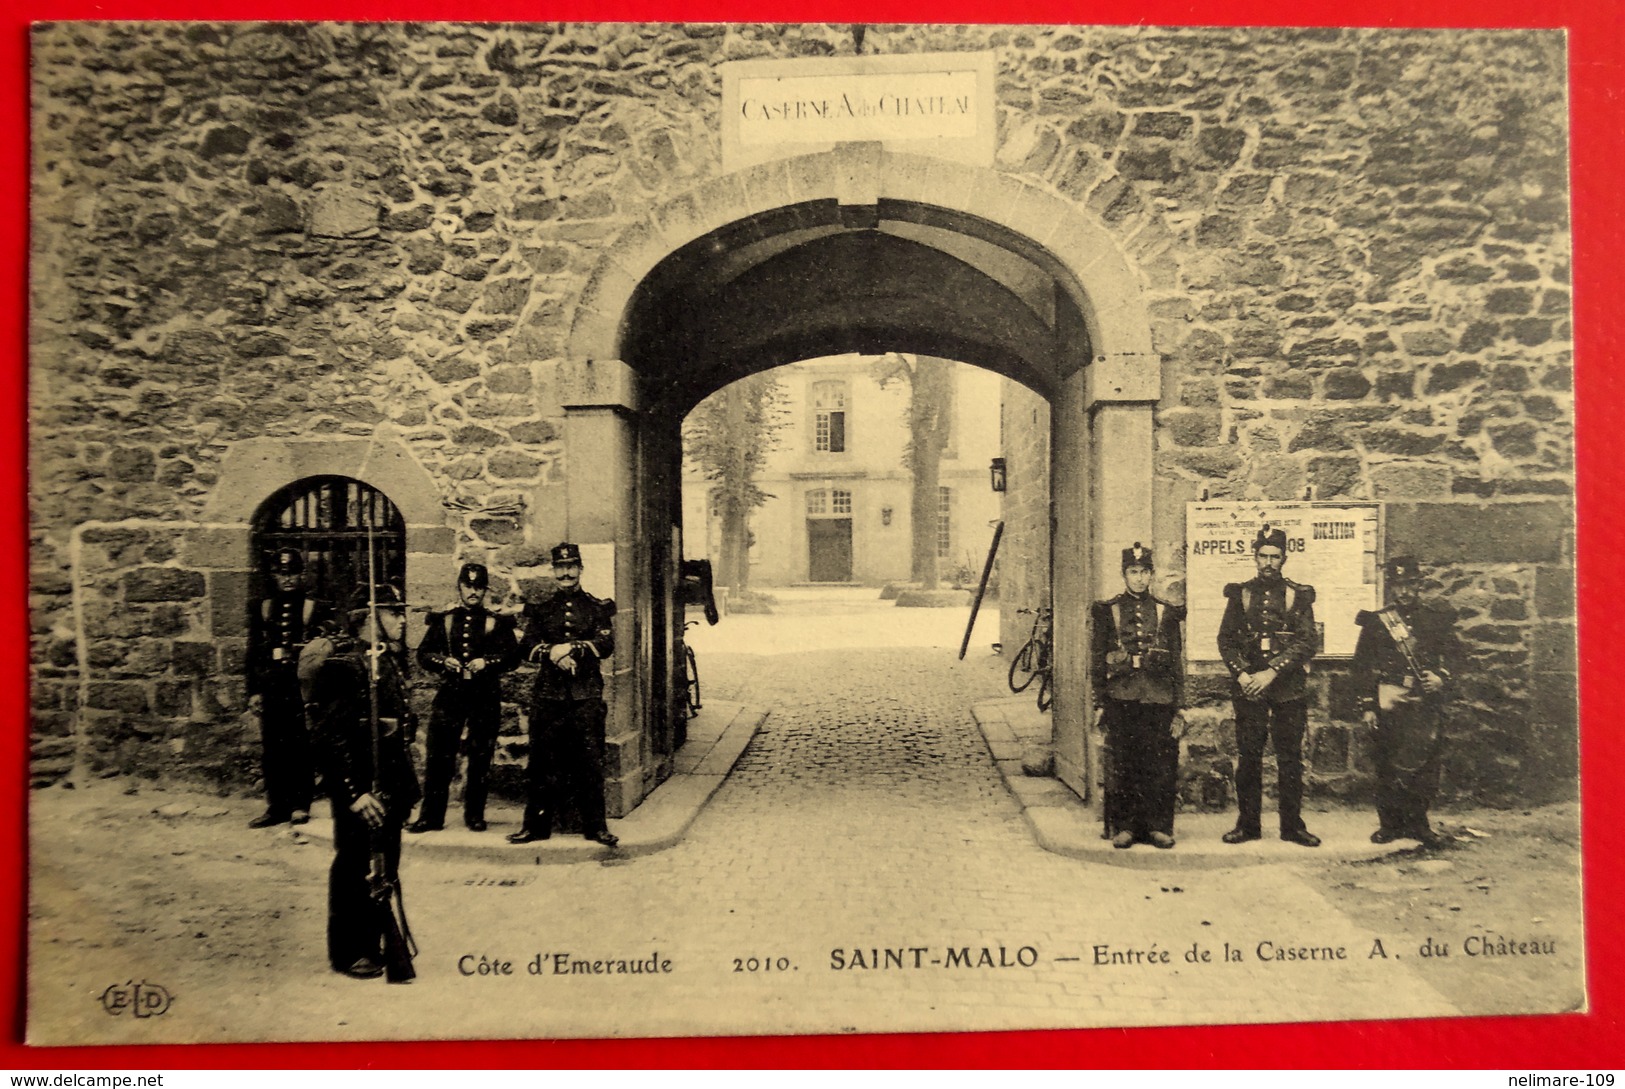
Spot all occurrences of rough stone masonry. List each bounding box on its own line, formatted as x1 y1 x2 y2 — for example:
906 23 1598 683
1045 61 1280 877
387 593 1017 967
28 23 1574 807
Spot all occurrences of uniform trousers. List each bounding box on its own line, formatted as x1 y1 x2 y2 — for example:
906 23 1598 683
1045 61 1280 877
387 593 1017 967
1103 699 1179 839
1232 697 1309 835
260 674 314 817
522 697 609 836
327 797 404 972
417 683 502 826
1373 698 1444 836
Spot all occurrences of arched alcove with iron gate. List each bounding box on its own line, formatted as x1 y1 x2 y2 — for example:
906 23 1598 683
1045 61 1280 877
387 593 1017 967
251 476 408 614
561 145 1163 809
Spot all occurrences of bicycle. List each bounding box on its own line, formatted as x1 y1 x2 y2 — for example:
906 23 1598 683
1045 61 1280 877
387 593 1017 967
680 619 702 718
1007 606 1053 712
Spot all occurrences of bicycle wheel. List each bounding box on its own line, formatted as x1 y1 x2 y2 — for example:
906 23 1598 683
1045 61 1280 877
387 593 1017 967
1008 640 1037 693
1036 669 1053 712
684 643 702 716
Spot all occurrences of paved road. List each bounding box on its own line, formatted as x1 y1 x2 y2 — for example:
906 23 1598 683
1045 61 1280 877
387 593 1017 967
29 591 1461 1044
337 594 1455 1040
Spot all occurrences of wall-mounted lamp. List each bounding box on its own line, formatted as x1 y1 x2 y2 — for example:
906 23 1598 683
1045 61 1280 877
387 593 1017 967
989 457 1007 493
881 506 893 526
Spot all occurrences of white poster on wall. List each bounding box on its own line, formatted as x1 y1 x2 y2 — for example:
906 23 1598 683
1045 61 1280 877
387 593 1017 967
1185 502 1381 660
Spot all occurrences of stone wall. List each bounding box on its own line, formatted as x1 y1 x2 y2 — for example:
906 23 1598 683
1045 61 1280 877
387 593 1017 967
31 22 1574 803
997 386 1051 656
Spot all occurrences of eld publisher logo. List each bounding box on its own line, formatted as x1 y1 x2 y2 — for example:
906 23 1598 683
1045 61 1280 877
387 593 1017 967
100 980 173 1018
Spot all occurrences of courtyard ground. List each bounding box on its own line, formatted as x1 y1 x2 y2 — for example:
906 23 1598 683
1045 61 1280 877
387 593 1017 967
26 587 1585 1044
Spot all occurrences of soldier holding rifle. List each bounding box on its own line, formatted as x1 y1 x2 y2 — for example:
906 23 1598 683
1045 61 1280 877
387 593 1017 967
308 571 420 982
1351 556 1460 849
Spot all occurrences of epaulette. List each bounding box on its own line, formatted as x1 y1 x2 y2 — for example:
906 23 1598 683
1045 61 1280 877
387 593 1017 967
1285 578 1316 601
1222 582 1243 599
1354 608 1377 626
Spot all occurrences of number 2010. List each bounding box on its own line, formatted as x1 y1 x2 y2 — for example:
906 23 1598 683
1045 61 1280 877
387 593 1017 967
733 956 792 972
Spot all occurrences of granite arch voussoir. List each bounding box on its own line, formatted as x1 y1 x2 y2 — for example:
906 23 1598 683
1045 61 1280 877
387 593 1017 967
568 148 1158 368
201 437 450 529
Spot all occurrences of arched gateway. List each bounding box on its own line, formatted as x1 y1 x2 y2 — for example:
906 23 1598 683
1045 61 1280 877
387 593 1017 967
558 144 1162 811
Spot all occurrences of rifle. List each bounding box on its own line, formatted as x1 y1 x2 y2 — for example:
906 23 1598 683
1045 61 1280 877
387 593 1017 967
364 520 417 984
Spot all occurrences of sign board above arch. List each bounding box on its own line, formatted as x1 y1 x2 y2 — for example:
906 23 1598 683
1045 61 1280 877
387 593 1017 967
721 52 997 172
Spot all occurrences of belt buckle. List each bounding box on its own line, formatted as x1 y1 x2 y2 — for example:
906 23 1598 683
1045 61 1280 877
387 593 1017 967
1130 654 1142 669
1402 675 1414 689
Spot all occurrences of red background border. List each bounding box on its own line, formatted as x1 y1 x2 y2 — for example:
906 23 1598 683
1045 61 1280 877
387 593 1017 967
4 0 1620 1069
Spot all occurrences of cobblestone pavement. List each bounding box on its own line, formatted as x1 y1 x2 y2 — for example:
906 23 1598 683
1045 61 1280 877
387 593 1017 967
242 644 1462 1040
31 594 1479 1045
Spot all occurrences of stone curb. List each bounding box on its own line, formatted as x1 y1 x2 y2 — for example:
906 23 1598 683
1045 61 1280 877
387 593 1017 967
971 697 1426 870
299 700 766 865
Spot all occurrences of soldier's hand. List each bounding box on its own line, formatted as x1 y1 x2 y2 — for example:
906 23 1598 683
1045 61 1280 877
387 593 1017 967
1249 667 1278 696
350 793 386 829
467 658 487 675
1362 710 1379 729
548 642 575 667
1421 670 1444 693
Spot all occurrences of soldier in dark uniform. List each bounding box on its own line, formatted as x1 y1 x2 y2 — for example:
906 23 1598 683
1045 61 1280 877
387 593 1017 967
307 579 420 981
408 563 520 834
247 547 333 829
1217 525 1322 847
507 543 620 848
1351 556 1460 849
1092 543 1186 849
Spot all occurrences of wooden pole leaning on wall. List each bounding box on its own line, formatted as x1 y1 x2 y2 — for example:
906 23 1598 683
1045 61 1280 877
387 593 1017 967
959 520 1004 661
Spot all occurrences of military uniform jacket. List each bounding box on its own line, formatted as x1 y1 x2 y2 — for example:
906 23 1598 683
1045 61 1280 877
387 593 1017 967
308 642 421 813
249 592 333 695
1350 602 1460 712
1090 592 1186 705
1217 576 1318 702
417 605 520 689
518 589 616 700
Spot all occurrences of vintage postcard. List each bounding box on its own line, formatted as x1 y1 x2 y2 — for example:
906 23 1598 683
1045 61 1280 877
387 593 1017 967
27 21 1584 1046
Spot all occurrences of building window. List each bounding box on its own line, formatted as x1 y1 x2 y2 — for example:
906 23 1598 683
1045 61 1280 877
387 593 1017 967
806 488 853 517
253 475 407 611
813 380 848 453
937 486 953 558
